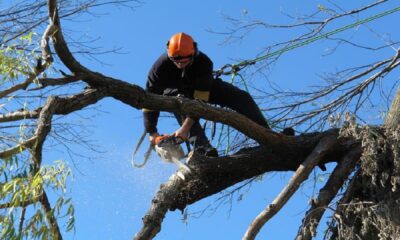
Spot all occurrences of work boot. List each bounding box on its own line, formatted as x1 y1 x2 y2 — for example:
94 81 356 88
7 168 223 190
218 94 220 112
281 127 295 136
193 140 218 157
195 144 219 157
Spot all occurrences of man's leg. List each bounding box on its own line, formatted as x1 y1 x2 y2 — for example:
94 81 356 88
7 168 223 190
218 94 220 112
163 89 218 157
172 112 218 157
209 78 270 129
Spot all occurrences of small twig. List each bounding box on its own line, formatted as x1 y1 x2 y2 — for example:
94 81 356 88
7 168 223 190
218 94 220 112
18 207 26 236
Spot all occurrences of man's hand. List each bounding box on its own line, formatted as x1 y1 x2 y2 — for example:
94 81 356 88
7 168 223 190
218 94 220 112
149 132 160 144
174 126 190 140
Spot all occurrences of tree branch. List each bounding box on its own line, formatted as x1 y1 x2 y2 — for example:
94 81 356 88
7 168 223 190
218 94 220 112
0 136 37 159
0 88 105 123
40 191 63 240
295 147 361 240
384 86 400 129
134 129 355 240
134 173 186 240
30 96 62 239
0 193 42 209
0 12 55 99
242 134 340 240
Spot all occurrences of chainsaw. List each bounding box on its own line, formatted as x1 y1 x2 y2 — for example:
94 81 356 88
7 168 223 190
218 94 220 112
154 135 191 173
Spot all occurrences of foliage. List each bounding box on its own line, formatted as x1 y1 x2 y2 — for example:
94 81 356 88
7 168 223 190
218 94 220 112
0 160 74 239
0 32 38 83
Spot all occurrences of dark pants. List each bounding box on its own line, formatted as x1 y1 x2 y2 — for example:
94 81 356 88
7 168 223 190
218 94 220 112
164 78 269 147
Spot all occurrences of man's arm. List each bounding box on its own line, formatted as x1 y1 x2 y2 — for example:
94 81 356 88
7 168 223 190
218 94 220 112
174 117 195 140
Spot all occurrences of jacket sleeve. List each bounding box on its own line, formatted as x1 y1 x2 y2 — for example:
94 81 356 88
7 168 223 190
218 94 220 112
143 109 159 134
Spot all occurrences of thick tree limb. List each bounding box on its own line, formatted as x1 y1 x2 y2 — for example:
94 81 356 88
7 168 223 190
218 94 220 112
384 86 400 129
31 96 57 170
29 96 63 239
242 134 339 240
295 147 362 240
47 0 91 75
134 129 354 240
134 173 186 240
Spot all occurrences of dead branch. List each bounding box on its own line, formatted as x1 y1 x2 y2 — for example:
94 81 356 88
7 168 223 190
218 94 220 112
0 76 36 99
242 134 339 240
295 147 361 240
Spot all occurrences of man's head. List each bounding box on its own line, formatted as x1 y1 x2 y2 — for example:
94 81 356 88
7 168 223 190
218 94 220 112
167 32 197 69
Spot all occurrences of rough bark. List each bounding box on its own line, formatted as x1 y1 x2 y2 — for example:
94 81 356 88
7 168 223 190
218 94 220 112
295 147 362 240
243 135 340 240
384 86 400 129
134 129 358 240
327 87 400 240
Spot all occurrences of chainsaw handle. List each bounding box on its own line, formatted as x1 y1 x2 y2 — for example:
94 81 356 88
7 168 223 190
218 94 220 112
154 134 170 145
155 134 185 145
174 136 184 144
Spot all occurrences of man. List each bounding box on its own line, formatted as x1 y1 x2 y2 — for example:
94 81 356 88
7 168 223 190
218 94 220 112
143 32 270 157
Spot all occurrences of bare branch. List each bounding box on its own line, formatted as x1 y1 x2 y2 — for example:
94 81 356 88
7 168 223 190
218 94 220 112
269 49 400 128
295 147 361 240
0 88 105 123
0 136 37 159
32 75 82 90
242 135 338 240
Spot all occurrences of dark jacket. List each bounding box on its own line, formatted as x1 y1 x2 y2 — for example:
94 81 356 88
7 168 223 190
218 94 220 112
143 51 214 134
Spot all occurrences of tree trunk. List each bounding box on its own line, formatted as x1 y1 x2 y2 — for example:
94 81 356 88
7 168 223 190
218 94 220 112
384 86 400 129
329 87 400 240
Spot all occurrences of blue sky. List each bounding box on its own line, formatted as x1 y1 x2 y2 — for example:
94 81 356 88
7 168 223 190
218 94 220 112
29 1 400 239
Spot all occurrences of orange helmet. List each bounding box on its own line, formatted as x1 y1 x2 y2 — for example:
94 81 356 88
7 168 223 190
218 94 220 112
167 32 196 58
